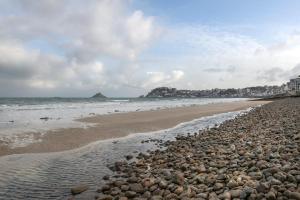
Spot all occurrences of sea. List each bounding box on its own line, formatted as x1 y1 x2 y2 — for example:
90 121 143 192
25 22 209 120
0 97 250 199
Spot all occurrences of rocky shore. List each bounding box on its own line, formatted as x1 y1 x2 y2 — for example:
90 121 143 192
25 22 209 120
84 98 299 199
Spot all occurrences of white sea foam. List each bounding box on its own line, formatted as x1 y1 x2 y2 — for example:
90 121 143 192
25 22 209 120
0 98 247 148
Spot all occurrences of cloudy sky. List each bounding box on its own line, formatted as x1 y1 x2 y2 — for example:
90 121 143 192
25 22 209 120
0 0 300 97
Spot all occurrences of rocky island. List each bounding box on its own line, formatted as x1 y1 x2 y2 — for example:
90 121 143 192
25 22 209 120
91 92 107 98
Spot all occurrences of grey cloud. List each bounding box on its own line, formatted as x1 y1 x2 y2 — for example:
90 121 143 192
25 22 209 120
257 64 300 83
0 64 35 79
0 0 160 97
290 64 300 76
203 65 236 73
256 67 285 82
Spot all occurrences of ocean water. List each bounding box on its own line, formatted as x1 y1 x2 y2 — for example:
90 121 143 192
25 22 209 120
0 108 252 200
0 97 247 148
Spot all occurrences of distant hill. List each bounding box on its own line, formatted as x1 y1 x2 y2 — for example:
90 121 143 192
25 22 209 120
91 92 107 98
145 85 287 98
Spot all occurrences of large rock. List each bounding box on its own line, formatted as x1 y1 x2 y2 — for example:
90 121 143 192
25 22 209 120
71 184 89 195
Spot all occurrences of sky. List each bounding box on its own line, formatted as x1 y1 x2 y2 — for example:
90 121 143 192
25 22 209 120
0 0 300 97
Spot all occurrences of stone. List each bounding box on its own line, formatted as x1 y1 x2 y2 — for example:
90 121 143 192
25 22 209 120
114 180 126 187
161 169 172 180
71 184 89 195
287 174 297 183
270 178 282 185
194 174 206 184
248 193 258 200
205 175 216 185
142 178 155 187
120 185 129 191
100 185 111 192
198 164 207 172
222 191 231 200
97 194 113 200
230 144 236 151
197 193 208 198
172 172 185 185
209 192 218 199
240 187 253 199
256 146 263 154
288 192 300 200
248 171 263 180
125 191 136 198
143 191 152 198
269 152 280 159
256 182 270 193
266 191 276 200
125 155 133 160
165 193 178 199
130 183 144 193
174 186 184 194
213 182 224 191
230 190 241 198
151 196 163 200
274 172 286 182
216 174 226 181
227 180 238 188
159 180 168 189
181 163 189 171
127 176 138 183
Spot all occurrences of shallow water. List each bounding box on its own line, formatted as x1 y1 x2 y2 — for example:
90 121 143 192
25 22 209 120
0 97 247 147
0 108 251 200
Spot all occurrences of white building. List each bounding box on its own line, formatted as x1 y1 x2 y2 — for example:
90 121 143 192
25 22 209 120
287 75 300 94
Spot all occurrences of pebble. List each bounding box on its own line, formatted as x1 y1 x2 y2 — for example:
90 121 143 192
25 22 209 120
93 98 300 199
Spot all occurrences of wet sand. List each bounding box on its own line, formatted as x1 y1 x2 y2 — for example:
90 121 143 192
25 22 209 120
0 100 270 157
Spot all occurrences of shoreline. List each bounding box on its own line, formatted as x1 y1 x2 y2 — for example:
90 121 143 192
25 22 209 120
0 100 269 157
95 97 300 199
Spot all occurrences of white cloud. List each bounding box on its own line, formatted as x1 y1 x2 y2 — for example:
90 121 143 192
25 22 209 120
142 70 184 88
150 25 300 89
0 40 108 91
0 0 160 96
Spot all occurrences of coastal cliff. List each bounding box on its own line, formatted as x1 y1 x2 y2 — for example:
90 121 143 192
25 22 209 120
145 86 287 98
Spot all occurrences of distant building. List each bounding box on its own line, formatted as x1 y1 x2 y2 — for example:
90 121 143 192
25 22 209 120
287 75 300 94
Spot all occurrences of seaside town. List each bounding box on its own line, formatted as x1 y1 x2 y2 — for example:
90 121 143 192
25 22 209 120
145 76 300 98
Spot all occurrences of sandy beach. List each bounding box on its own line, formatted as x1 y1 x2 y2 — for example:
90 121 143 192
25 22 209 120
0 100 269 157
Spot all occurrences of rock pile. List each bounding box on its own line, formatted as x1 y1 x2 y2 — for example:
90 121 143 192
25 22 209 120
94 98 300 199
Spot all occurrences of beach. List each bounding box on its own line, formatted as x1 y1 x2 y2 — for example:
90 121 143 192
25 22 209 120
93 97 300 200
0 100 267 157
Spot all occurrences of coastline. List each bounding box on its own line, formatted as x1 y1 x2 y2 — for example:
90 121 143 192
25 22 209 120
0 100 269 157
95 97 300 199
